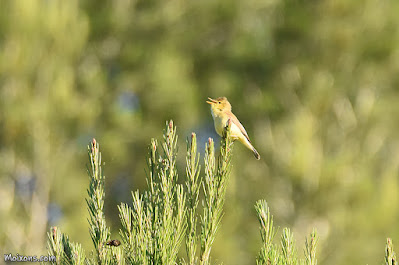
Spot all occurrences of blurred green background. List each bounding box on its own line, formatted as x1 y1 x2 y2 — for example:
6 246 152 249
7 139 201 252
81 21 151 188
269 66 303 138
1 0 399 264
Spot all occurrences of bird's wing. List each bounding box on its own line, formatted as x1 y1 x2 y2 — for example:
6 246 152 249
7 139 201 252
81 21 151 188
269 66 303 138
228 112 252 143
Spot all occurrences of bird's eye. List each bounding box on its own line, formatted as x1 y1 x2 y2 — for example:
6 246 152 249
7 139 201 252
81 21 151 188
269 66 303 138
218 102 221 104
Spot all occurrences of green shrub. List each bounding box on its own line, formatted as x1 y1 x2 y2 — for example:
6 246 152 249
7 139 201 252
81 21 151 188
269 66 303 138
46 120 395 265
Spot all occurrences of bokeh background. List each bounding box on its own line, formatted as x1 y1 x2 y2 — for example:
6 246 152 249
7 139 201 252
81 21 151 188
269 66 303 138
1 0 399 264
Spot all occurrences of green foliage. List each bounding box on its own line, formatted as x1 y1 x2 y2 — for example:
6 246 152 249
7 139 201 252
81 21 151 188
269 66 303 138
44 121 399 265
47 140 123 265
86 139 111 264
118 121 186 264
255 200 318 265
2 1 399 264
304 230 318 265
385 238 397 265
200 126 233 265
47 121 234 264
117 120 234 265
255 200 277 265
185 132 202 265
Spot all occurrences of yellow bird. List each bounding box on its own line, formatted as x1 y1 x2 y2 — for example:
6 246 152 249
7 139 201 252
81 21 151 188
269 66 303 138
207 97 260 160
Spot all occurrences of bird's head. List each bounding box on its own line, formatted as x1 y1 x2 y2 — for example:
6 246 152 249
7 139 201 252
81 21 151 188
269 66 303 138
206 97 232 114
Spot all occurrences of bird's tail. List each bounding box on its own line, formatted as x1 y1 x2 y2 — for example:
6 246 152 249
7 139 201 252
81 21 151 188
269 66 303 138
252 148 261 160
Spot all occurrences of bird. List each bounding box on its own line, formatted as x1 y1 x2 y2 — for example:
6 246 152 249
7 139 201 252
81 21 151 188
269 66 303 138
207 97 260 160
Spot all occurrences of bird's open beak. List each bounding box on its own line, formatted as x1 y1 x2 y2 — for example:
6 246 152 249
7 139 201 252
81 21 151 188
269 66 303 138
206 97 217 105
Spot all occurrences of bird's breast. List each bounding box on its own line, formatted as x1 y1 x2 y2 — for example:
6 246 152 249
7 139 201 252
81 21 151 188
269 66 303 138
211 113 242 140
211 112 227 137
